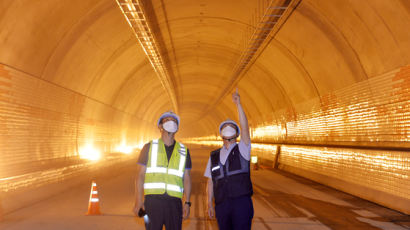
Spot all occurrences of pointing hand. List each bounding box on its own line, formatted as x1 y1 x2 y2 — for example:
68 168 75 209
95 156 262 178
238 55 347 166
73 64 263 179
232 88 240 106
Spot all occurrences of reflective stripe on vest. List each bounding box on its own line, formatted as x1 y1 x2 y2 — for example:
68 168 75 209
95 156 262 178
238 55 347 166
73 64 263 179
144 183 182 193
168 144 186 177
167 184 183 193
226 148 249 176
211 144 249 180
211 165 220 171
146 140 167 174
144 182 166 189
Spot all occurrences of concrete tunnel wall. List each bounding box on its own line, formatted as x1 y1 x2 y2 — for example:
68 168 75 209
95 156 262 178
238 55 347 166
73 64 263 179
0 0 409 214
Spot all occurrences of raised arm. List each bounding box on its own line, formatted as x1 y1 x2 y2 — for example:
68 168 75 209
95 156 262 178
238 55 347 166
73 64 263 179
232 89 250 145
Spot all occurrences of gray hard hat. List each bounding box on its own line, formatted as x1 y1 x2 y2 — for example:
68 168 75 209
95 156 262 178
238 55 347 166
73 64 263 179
157 111 180 126
219 119 240 136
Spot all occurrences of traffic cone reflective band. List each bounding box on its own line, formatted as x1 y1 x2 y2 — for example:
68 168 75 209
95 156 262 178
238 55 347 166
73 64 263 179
86 180 101 215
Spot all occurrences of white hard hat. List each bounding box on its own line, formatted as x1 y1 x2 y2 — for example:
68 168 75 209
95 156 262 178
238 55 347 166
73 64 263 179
157 111 180 126
219 119 240 136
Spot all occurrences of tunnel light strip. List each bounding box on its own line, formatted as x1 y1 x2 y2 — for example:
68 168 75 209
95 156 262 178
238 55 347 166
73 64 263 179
202 0 301 120
232 0 300 74
200 0 301 117
115 0 178 112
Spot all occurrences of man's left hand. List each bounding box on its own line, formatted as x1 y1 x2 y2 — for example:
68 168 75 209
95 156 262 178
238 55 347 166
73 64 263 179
183 203 190 219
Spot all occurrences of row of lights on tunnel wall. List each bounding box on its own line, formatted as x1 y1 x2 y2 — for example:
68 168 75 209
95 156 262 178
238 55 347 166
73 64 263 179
78 141 143 161
184 138 409 173
76 122 284 162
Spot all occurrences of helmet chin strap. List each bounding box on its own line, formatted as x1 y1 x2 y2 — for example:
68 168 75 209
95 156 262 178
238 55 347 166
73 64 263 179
222 136 237 142
167 131 175 136
165 130 175 136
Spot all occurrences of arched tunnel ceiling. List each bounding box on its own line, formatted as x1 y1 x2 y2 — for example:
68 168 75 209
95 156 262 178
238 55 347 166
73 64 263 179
0 0 409 139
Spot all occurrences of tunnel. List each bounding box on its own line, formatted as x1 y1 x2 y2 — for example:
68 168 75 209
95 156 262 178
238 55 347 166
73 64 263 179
0 0 409 229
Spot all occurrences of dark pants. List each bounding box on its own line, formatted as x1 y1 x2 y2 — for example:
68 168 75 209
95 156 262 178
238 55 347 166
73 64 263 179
144 195 182 230
215 195 254 230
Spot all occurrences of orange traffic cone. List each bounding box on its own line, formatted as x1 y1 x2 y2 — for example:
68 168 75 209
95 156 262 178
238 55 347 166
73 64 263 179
86 180 101 215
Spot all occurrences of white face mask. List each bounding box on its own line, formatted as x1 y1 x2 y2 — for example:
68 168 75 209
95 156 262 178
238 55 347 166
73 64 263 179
163 120 178 133
221 126 237 138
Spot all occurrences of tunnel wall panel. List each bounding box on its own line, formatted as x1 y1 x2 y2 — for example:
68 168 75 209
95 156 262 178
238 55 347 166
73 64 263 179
0 63 149 196
278 145 410 215
251 65 410 148
191 65 409 147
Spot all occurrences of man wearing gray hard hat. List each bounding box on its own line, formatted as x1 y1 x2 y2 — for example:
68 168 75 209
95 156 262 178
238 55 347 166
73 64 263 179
204 89 254 229
134 111 192 230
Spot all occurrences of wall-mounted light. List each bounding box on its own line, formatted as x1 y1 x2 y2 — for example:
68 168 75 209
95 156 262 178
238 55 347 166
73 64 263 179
251 156 258 164
79 144 101 161
116 144 133 154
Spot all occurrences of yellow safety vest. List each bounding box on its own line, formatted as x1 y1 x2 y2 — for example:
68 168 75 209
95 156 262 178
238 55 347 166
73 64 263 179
144 139 187 198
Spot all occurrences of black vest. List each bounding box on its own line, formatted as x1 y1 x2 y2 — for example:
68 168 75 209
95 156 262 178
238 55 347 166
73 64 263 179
210 144 253 204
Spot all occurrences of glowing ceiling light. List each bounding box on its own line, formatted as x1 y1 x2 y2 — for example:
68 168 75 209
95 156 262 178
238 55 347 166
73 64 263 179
127 3 133 11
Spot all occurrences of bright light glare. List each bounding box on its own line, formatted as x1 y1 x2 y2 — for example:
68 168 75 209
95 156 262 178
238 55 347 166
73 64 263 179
116 144 133 154
79 145 101 161
251 156 258 164
126 3 133 11
136 142 145 149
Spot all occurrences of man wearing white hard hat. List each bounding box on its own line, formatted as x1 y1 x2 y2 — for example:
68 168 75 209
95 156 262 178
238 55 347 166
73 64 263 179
204 89 254 230
133 112 192 230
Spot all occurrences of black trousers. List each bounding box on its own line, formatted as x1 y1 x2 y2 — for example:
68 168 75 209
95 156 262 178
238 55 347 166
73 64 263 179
144 195 182 230
215 195 254 230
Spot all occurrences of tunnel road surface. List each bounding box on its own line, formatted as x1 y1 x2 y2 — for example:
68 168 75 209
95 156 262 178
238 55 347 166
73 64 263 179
1 145 409 230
